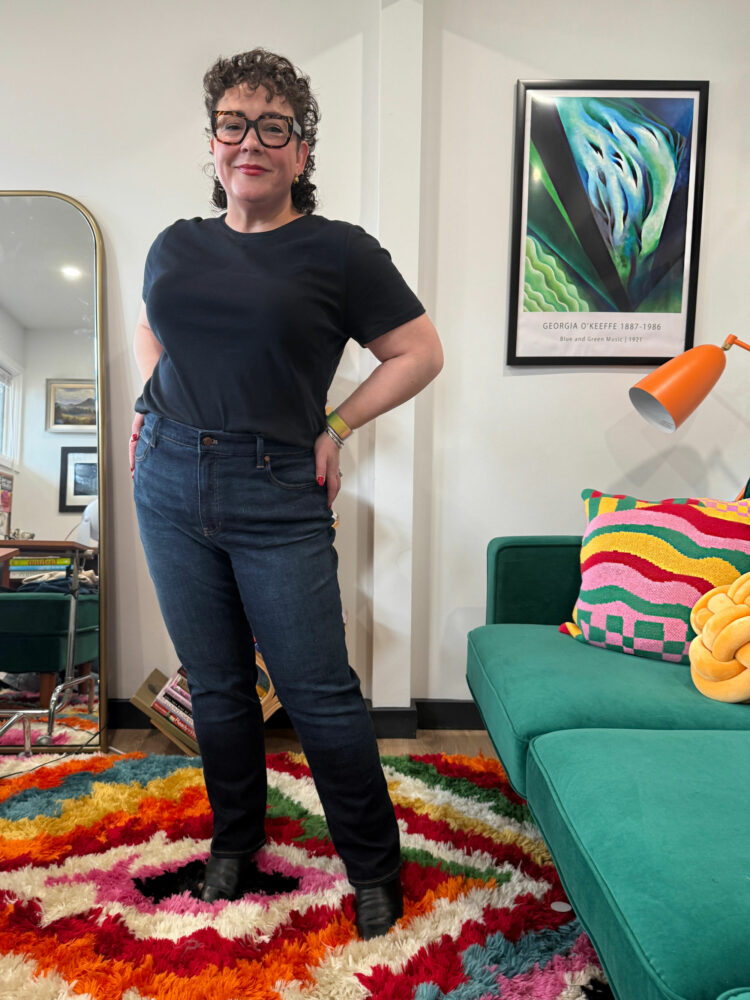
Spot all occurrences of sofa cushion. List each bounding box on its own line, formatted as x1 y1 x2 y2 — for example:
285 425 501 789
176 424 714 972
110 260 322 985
527 729 750 1000
0 593 99 673
0 592 99 633
562 490 750 664
466 622 750 795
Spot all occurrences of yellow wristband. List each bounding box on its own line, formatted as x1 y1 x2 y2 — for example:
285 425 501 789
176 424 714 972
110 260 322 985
326 410 353 441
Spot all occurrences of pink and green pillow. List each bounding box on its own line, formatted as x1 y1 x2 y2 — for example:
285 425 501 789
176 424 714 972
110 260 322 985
560 490 750 663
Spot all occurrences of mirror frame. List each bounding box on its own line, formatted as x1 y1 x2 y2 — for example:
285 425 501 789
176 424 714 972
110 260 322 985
0 190 108 753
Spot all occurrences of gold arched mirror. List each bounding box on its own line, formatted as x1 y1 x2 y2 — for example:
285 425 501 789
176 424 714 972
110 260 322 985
0 191 107 753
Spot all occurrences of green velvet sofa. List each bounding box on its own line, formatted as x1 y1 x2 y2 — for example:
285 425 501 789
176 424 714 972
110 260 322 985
467 536 750 1000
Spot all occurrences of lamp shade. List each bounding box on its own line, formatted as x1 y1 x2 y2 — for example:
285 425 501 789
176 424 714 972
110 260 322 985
629 344 727 432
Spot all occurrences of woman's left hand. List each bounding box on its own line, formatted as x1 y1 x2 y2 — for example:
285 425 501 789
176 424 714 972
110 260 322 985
314 431 342 508
129 412 145 480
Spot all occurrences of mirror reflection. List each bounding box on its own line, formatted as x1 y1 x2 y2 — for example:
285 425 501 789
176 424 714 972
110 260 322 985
0 192 105 752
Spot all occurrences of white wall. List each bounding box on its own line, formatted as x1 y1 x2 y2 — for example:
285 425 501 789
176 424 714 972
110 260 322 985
14 328 96 538
418 0 750 698
1 0 748 705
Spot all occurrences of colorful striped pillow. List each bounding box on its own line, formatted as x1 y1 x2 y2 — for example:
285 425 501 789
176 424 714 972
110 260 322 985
560 490 750 664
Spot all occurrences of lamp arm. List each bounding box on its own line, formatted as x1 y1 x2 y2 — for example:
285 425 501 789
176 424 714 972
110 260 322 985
722 335 750 353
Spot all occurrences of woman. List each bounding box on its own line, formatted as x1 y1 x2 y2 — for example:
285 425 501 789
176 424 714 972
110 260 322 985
130 48 442 940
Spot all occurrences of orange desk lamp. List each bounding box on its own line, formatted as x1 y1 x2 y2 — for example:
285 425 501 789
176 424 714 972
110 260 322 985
629 335 750 432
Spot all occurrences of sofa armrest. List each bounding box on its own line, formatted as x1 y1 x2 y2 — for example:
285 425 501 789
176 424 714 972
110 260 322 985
487 536 582 625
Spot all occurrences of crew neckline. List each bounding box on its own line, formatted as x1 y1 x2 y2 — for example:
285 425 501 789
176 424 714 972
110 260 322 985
218 213 315 241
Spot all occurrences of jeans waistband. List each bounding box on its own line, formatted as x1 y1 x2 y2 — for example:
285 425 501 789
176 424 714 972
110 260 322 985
142 412 311 463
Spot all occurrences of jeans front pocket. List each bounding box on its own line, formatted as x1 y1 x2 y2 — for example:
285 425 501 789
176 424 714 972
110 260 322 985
264 450 319 490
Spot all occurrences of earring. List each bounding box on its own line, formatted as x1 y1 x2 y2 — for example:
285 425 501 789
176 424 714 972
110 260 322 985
293 175 299 185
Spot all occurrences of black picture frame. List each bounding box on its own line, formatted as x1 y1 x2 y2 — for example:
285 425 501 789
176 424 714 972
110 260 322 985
59 446 98 513
507 79 709 366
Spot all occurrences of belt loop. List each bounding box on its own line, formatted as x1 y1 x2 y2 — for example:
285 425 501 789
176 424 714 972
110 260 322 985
151 415 161 448
256 434 265 469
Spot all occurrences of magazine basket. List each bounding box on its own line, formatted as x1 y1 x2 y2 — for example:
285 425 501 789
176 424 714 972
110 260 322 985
255 650 282 721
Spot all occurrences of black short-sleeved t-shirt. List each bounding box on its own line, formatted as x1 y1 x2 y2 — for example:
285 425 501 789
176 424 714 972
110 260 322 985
135 214 425 446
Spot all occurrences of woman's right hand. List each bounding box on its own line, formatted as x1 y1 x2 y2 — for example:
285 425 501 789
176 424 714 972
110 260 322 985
129 412 145 479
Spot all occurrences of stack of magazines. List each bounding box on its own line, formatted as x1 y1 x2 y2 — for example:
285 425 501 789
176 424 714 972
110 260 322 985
151 667 195 742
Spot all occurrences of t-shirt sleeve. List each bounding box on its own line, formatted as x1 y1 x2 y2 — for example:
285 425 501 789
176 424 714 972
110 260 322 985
343 225 425 346
141 227 170 303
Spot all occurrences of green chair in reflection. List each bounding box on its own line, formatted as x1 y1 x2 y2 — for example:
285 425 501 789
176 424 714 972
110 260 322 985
0 593 99 707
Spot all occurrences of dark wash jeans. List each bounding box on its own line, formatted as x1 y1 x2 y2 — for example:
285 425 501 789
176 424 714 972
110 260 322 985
133 413 401 886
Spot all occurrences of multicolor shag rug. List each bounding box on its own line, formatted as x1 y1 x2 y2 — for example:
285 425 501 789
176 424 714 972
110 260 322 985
0 751 611 999
0 690 99 748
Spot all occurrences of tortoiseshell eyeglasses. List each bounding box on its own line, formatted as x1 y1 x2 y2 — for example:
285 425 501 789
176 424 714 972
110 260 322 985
211 111 302 148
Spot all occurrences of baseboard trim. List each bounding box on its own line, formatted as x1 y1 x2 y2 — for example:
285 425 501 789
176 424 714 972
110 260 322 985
107 697 484 739
365 701 418 739
106 699 297 732
108 700 149 729
416 699 484 730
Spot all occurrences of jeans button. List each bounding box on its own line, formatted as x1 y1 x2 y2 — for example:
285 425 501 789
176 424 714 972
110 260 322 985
202 436 217 446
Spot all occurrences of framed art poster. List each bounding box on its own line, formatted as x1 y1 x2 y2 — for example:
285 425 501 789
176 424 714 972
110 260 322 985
59 447 97 513
507 80 709 366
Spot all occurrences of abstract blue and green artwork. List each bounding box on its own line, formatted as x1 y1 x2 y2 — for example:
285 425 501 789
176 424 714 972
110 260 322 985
508 81 708 365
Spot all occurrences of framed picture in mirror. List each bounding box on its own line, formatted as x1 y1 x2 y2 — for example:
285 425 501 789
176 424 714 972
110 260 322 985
59 446 97 512
46 379 96 432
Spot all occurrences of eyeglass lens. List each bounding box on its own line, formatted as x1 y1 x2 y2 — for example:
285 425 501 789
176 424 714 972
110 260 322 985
214 113 293 146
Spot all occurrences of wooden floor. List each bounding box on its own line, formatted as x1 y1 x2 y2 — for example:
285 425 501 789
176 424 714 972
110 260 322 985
108 727 497 759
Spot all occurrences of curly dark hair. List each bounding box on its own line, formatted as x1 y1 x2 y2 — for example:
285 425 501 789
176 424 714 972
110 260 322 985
203 49 320 215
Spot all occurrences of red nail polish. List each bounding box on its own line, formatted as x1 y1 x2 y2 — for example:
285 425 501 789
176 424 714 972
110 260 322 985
131 433 138 441
317 476 325 486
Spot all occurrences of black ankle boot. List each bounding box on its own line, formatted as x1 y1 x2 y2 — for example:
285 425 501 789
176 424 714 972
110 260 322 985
199 855 254 903
198 853 300 902
354 877 403 939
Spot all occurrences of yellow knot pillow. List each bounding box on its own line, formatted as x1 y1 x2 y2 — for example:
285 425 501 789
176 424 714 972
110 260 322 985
689 572 750 702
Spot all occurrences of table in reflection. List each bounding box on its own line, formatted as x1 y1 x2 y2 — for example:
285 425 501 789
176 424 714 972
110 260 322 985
0 547 19 588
